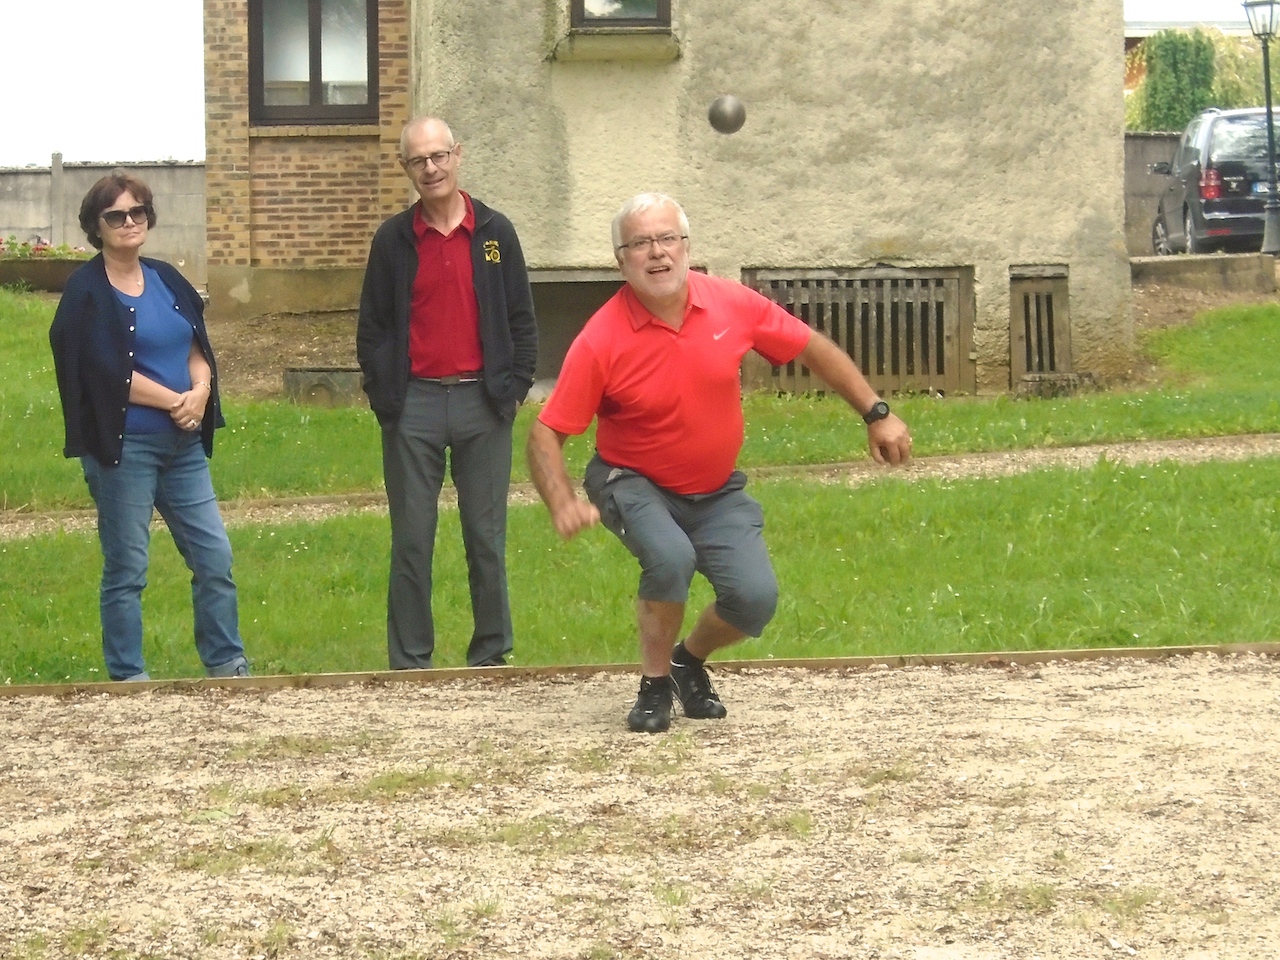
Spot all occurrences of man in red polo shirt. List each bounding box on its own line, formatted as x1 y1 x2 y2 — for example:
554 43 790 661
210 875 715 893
528 192 911 733
357 117 537 669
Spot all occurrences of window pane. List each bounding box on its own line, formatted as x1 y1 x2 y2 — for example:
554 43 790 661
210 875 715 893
263 0 311 106
321 0 369 105
583 0 660 19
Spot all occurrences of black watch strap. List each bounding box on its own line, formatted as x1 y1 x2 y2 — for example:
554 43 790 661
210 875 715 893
862 400 890 424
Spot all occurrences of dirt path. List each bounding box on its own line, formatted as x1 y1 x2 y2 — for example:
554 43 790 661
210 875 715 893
2 653 1277 959
5 433 1280 542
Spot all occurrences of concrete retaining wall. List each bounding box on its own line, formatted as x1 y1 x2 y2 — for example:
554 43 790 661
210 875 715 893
1130 252 1277 292
0 156 206 285
1124 132 1181 258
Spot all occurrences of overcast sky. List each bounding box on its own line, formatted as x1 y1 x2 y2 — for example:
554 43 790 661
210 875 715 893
0 1 1257 168
1125 0 1249 21
0 0 204 167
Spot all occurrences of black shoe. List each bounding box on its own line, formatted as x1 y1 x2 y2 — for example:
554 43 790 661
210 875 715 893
627 676 674 733
670 658 728 719
472 655 506 667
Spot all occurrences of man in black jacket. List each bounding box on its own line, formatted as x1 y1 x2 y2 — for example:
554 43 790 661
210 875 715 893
357 116 537 669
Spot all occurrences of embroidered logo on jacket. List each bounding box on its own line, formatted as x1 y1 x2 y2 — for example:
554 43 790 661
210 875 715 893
483 240 501 263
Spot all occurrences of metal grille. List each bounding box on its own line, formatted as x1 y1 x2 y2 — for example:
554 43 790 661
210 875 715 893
1010 276 1071 377
743 268 974 395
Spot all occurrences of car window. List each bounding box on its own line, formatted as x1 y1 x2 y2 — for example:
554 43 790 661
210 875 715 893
1209 116 1271 162
1175 120 1202 174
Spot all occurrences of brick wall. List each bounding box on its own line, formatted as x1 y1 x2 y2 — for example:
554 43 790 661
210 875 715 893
204 0 410 276
204 0 252 268
377 0 412 216
247 133 384 266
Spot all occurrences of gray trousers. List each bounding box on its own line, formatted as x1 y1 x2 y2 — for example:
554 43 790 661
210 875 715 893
583 454 779 637
381 379 514 668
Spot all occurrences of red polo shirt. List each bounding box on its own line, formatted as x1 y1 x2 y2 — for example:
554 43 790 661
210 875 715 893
409 192 483 378
539 271 812 494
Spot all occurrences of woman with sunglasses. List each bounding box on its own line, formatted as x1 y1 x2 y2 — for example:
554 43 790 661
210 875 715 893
49 170 250 682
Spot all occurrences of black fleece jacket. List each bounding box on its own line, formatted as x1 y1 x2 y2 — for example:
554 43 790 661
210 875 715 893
356 195 538 425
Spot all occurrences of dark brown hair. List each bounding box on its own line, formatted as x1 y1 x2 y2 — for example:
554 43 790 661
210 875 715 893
78 170 157 250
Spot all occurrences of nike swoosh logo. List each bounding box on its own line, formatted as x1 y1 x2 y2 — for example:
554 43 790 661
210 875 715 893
713 328 730 340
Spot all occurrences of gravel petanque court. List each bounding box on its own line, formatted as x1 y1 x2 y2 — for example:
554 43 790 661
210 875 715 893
2 651 1278 959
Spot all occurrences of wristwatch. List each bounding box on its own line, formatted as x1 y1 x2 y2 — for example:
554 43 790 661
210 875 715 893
862 400 890 424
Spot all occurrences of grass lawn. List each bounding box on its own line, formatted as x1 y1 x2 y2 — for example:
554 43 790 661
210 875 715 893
4 457 1278 683
3 286 1280 682
6 288 1280 510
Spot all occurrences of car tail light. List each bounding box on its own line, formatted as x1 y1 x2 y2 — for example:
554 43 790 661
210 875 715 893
1200 167 1223 200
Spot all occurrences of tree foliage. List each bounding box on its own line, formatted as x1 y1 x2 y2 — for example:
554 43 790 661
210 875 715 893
1141 29 1217 131
1211 33 1266 110
1127 29 1267 132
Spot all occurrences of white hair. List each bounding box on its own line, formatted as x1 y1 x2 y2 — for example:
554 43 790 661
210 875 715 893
399 117 456 157
611 192 690 250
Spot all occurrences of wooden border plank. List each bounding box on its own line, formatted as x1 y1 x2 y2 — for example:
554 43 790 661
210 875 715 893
2 643 1274 699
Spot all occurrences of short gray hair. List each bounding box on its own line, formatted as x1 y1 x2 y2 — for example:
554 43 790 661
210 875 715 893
611 192 690 250
399 117 456 158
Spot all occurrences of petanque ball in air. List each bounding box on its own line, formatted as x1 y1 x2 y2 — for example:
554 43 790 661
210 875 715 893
708 95 746 134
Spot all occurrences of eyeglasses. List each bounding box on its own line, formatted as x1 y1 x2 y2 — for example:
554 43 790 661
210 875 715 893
403 147 457 172
616 233 688 254
100 205 150 229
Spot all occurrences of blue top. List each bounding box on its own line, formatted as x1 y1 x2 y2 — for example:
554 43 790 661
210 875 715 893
114 264 194 434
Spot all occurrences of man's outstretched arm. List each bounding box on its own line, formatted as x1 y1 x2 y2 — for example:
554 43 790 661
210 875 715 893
795 330 913 466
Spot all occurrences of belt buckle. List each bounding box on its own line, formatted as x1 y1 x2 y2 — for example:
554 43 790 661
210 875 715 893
424 372 481 385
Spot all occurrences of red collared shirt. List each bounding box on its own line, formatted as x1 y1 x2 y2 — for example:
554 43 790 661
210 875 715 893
539 271 812 494
409 192 484 378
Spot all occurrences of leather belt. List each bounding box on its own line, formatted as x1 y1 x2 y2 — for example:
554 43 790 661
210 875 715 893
417 372 483 385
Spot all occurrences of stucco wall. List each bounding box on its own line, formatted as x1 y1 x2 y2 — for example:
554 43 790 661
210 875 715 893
409 0 1131 391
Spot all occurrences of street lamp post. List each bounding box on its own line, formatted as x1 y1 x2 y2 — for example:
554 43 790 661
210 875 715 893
1245 0 1280 254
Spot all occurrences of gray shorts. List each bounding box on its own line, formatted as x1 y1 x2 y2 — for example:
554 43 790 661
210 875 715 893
582 454 779 637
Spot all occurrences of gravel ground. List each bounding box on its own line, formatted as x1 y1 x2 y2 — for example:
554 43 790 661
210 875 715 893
2 653 1277 959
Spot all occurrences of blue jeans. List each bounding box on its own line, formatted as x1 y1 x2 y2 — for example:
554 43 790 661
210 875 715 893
82 432 246 680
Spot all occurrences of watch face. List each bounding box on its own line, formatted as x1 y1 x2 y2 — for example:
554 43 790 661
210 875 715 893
864 401 890 423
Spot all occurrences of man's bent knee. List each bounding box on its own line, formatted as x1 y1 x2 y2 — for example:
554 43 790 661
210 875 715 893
715 577 779 638
636 542 697 603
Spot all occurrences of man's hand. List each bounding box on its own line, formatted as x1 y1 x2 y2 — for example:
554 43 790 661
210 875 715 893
868 414 912 466
528 420 600 540
549 497 601 541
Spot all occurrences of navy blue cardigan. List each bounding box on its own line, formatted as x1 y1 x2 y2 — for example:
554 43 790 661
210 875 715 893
49 255 225 467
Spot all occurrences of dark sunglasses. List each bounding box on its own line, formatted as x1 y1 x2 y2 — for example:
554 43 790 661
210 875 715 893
100 205 151 229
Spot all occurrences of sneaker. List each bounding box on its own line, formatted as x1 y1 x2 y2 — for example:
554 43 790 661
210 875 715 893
207 656 251 679
670 658 728 719
627 676 674 734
